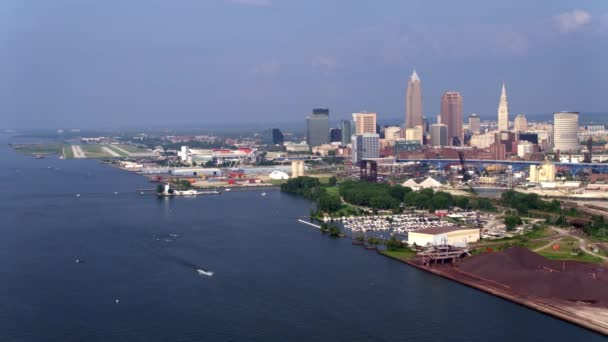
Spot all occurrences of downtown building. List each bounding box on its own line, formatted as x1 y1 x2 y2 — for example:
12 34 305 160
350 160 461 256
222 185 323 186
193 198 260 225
513 114 527 133
440 92 463 146
352 112 377 134
405 70 423 129
430 124 448 147
553 112 579 153
468 114 481 134
306 108 330 149
340 120 352 146
497 83 509 131
352 133 379 164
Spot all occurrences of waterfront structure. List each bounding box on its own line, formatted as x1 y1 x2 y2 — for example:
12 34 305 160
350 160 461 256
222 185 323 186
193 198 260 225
306 108 330 148
513 114 527 133
352 112 377 135
405 126 424 144
408 226 480 248
468 114 481 134
497 83 509 131
405 70 423 129
261 128 284 145
529 159 556 183
329 128 342 143
291 160 305 177
352 133 379 163
440 92 463 145
340 120 352 146
553 112 580 153
430 124 448 147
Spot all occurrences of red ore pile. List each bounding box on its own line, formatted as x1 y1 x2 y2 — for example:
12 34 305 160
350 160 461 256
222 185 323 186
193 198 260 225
459 246 608 306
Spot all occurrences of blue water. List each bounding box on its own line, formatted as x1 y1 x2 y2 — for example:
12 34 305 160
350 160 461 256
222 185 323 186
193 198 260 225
0 135 604 341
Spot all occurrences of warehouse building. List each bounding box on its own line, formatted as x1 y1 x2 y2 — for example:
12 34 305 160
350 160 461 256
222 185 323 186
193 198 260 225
408 226 480 248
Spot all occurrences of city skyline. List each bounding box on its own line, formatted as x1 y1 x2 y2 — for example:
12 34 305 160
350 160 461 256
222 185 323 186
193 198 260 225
2 1 607 128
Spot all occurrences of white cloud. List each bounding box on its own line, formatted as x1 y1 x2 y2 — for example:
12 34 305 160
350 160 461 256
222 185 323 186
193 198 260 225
251 60 281 75
311 56 338 71
555 9 592 33
227 0 271 7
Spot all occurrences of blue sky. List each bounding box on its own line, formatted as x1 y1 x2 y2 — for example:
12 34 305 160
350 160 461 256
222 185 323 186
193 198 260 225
1 0 607 128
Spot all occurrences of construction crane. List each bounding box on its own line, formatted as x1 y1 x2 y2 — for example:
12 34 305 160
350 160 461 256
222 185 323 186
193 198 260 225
458 151 471 182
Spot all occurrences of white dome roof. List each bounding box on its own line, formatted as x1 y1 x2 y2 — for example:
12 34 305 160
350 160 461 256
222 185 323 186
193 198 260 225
269 170 289 180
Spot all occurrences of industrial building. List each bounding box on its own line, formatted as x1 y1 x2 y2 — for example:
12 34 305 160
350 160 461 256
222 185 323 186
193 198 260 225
408 226 480 248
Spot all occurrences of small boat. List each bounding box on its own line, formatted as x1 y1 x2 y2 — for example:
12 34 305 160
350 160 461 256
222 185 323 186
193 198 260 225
75 259 84 263
261 192 266 196
225 188 231 192
196 269 214 276
76 194 81 197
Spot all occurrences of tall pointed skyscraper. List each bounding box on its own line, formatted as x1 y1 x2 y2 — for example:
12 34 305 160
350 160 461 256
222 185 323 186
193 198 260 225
497 83 509 131
405 70 423 129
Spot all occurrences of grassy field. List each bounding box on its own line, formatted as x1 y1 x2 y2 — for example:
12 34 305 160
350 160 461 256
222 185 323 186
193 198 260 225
106 146 130 157
325 186 339 196
380 248 417 262
13 143 62 155
62 145 74 159
537 237 604 263
116 144 149 153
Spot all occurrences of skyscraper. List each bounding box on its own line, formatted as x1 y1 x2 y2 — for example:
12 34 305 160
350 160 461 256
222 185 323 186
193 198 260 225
352 112 377 134
553 112 579 153
405 70 423 129
513 114 527 133
306 108 329 148
497 83 509 131
440 92 463 146
340 120 352 146
468 113 481 134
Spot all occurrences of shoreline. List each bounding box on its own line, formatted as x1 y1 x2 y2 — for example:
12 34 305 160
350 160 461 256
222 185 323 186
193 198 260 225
377 251 608 336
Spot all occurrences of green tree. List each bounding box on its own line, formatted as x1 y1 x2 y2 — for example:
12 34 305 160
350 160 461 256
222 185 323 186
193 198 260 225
504 215 522 231
328 176 337 186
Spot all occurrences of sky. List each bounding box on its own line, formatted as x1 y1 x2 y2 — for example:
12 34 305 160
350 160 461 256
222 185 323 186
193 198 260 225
1 0 608 129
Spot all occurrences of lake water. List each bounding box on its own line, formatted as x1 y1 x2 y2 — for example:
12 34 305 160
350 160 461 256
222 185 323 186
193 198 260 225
0 135 604 341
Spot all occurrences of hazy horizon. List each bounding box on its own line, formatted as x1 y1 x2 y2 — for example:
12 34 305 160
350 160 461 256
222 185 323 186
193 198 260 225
2 0 607 129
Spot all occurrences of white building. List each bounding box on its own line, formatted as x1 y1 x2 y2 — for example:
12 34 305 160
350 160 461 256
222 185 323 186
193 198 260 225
470 131 496 149
408 226 480 248
553 112 579 153
405 126 424 144
517 141 534 158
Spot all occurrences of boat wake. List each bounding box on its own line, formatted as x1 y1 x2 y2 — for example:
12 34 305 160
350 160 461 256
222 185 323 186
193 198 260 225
196 269 214 276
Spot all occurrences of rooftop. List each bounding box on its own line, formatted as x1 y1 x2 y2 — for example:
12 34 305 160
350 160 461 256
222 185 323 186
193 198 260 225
413 226 477 235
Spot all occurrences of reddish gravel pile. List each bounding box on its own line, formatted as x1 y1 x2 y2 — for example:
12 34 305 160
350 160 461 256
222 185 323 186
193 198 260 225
459 246 608 306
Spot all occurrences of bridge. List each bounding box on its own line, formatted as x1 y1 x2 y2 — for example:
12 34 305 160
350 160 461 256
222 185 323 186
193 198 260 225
395 158 608 175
